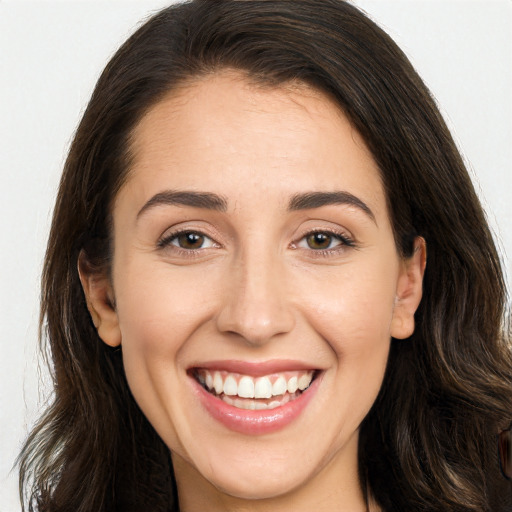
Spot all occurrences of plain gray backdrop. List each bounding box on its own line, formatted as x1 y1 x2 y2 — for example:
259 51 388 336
1 1 510 510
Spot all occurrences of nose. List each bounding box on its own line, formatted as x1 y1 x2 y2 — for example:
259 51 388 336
215 250 295 345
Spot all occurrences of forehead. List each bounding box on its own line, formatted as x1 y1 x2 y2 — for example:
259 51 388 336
120 71 386 217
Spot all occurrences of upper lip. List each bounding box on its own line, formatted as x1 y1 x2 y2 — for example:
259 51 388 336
188 359 321 377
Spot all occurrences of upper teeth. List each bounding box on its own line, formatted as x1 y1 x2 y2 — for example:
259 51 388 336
196 370 314 399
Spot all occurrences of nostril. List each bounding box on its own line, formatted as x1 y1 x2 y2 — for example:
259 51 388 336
214 263 295 344
215 310 295 346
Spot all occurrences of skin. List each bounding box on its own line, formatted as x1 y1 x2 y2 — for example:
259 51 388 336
80 71 425 512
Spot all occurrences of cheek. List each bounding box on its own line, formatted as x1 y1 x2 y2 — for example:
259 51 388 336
295 256 397 416
299 257 398 351
114 260 217 354
112 262 220 430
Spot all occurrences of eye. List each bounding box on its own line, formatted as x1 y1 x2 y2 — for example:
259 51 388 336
295 230 354 252
159 230 217 250
303 232 338 250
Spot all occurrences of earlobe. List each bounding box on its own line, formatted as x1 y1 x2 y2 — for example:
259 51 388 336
390 237 427 340
78 250 122 347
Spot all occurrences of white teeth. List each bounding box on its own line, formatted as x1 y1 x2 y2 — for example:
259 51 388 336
222 395 234 406
233 398 253 410
213 372 224 394
238 376 255 398
287 376 299 393
298 373 312 391
197 369 315 400
254 377 272 398
272 376 287 396
223 375 238 396
222 392 298 410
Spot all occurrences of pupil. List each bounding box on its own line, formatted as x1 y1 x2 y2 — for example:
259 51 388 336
179 232 203 249
308 233 331 249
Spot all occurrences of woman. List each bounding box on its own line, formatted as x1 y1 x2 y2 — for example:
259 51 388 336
18 1 512 511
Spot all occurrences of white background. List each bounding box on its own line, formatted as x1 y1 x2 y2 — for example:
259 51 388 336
1 1 510 510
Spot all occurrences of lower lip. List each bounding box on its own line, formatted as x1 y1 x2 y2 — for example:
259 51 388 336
192 374 321 435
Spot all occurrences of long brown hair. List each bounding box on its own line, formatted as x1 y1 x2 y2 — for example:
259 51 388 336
19 1 512 511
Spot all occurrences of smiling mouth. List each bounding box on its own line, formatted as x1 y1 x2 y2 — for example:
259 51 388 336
191 368 318 410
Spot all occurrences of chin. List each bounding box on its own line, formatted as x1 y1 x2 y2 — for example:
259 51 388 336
190 451 318 501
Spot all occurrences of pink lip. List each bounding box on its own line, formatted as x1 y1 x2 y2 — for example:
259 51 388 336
189 359 319 376
189 367 322 435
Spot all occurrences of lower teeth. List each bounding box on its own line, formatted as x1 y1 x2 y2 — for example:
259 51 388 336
221 392 300 410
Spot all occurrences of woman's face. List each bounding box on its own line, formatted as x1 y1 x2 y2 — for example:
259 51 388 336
82 71 424 506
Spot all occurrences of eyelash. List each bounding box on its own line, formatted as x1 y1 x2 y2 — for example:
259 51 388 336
292 228 355 257
157 228 355 256
157 229 219 254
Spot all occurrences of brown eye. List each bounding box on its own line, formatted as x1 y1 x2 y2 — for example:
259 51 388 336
175 232 206 249
158 230 217 251
306 232 334 250
295 230 354 253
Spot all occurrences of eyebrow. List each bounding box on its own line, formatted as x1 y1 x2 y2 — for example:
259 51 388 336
137 190 228 218
288 191 376 223
136 189 375 223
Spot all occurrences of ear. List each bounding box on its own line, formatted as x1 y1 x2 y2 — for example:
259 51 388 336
390 237 427 340
78 250 122 347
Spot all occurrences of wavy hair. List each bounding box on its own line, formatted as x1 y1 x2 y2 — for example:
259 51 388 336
19 1 512 511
